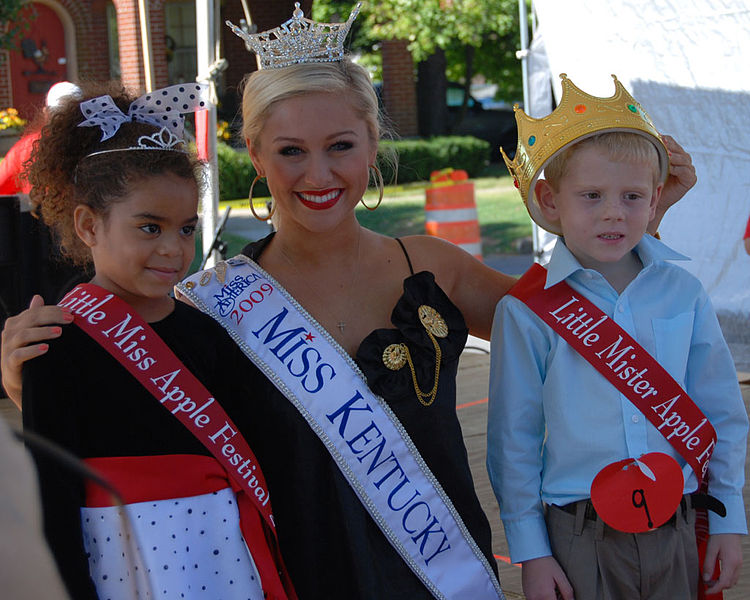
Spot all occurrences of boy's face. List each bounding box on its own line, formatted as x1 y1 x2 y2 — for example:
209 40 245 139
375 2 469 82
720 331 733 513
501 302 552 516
536 145 661 271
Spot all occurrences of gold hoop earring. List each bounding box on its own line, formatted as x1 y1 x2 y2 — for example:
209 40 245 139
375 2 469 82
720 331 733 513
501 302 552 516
360 165 384 211
248 175 275 221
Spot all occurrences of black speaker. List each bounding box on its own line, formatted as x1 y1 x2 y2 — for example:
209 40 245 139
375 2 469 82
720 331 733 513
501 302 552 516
0 196 87 330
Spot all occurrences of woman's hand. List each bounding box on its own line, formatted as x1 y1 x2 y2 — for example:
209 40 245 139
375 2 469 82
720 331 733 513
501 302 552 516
649 135 697 234
1 295 73 409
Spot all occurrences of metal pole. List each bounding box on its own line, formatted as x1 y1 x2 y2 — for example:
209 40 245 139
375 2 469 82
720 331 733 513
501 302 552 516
137 0 155 92
518 0 530 113
517 0 546 261
196 0 220 268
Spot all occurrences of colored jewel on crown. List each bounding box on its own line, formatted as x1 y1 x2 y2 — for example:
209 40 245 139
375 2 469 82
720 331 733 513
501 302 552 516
226 2 362 70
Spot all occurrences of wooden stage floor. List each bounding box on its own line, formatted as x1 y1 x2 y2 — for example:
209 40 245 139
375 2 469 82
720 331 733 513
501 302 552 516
455 351 750 599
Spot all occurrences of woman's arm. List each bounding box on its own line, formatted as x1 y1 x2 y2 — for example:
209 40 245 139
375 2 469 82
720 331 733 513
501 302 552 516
400 236 517 340
1 295 73 408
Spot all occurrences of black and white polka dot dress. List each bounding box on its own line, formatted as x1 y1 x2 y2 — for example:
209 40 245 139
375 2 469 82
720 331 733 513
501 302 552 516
82 486 264 600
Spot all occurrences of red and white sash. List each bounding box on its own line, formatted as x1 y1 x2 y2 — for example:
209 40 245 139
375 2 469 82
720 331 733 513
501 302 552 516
509 264 716 482
58 283 297 600
176 256 505 600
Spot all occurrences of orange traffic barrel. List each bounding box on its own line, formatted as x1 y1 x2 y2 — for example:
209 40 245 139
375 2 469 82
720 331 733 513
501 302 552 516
424 169 483 261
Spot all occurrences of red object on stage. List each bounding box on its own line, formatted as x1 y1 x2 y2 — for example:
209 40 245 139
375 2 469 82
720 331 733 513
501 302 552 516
195 109 209 161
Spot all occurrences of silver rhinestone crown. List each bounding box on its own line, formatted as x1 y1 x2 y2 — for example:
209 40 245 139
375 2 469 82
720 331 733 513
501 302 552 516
83 127 187 160
226 2 361 70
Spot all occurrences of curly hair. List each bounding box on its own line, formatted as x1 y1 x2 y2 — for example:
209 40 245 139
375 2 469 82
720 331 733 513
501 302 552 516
25 81 203 266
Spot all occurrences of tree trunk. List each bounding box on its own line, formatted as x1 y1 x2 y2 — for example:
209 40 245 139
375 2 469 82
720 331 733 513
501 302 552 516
452 45 475 132
416 48 448 137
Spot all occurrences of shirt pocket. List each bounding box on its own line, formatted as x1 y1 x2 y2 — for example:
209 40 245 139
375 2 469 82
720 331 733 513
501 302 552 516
651 311 694 385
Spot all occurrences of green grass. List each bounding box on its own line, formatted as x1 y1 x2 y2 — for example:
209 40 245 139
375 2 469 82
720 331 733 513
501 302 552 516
355 174 532 255
215 172 533 258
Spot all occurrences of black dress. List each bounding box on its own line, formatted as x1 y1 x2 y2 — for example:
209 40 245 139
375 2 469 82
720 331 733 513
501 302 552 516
22 301 261 600
234 234 497 599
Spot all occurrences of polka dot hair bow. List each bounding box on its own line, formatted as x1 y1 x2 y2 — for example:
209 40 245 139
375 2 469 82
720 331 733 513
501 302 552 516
78 83 209 141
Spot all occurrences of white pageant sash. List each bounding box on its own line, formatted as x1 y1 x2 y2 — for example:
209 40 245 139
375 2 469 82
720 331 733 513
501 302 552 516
176 255 503 600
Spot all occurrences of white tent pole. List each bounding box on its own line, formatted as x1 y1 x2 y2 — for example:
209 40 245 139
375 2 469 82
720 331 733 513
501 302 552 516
196 0 220 268
518 0 546 261
518 0 530 111
138 0 155 91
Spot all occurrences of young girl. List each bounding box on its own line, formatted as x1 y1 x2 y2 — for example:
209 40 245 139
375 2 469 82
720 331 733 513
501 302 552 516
21 82 295 600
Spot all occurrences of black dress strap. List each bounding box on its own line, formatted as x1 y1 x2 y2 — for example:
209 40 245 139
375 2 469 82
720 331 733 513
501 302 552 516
395 238 414 275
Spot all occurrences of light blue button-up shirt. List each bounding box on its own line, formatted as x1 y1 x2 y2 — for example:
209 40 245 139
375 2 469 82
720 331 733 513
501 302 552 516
487 234 748 564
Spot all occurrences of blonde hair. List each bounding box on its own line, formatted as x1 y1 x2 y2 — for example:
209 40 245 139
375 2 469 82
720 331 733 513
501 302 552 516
543 131 662 191
240 60 382 148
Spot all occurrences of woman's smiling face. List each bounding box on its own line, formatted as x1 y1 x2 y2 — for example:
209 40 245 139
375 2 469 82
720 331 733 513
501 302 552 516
248 91 376 234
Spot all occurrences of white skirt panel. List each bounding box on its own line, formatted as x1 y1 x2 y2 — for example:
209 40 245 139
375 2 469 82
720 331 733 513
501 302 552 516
81 488 264 600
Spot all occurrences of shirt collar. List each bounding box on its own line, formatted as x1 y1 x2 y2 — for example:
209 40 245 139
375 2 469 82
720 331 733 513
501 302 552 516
544 233 690 289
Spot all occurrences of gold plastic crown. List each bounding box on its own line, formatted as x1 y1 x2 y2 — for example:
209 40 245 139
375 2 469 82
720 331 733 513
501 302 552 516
227 2 361 70
501 74 668 234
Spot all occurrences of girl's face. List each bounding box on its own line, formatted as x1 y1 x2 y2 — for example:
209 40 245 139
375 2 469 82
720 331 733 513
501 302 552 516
77 173 198 317
248 92 377 234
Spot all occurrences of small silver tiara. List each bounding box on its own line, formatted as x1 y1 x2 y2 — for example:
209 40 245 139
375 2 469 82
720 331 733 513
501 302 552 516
226 2 362 69
83 127 187 160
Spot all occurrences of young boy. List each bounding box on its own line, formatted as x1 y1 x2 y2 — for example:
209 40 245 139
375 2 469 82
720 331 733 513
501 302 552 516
487 74 748 600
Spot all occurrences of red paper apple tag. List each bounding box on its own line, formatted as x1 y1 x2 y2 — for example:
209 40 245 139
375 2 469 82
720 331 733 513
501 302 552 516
590 452 684 533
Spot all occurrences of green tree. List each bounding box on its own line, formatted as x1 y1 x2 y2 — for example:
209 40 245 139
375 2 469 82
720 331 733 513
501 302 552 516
313 0 524 102
0 0 35 52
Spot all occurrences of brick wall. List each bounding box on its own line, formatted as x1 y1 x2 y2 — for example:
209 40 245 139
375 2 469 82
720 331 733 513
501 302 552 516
113 0 169 93
47 0 110 82
2 0 419 134
0 52 10 108
84 0 113 81
381 39 418 137
149 0 168 89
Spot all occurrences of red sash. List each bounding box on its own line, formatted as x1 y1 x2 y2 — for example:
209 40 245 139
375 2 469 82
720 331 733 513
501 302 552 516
510 264 722 598
509 264 716 481
59 283 297 600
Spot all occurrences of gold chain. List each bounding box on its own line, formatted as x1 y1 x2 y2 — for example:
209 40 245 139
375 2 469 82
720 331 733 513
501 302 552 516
382 304 447 407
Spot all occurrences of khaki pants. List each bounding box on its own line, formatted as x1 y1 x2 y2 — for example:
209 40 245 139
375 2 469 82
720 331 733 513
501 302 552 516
546 500 699 600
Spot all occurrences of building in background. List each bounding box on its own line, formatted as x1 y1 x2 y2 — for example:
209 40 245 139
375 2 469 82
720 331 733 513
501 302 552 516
0 1 310 122
0 1 418 137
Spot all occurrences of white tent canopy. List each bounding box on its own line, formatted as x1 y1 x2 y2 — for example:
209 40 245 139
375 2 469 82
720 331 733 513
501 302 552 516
526 0 750 324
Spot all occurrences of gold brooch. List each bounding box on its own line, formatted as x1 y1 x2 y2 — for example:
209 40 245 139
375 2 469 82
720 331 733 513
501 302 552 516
380 304 447 407
215 261 228 284
418 305 448 338
198 261 230 286
199 270 213 286
383 343 407 370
